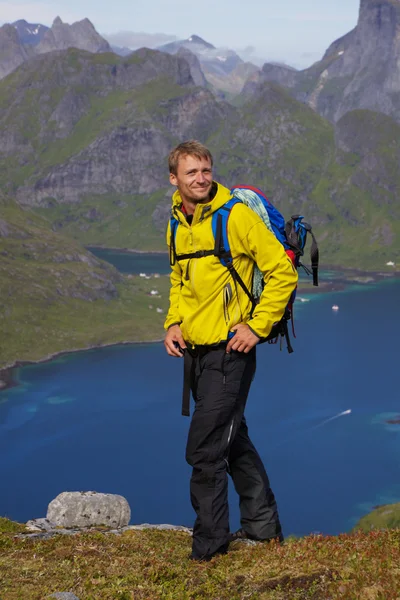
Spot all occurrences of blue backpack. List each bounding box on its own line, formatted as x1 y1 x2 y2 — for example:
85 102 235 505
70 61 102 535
169 185 319 353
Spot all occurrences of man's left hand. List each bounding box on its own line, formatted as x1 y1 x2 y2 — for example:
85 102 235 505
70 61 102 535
226 324 260 353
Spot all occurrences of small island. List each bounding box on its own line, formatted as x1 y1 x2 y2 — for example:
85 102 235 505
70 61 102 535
385 417 400 425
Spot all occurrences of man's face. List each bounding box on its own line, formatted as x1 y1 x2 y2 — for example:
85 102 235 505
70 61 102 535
170 154 213 205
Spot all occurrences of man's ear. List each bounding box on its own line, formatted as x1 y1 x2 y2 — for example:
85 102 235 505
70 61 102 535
169 172 177 186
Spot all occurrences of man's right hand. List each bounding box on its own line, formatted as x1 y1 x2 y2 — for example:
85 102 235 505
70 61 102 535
164 324 187 357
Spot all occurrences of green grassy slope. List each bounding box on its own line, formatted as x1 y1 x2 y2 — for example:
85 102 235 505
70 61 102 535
214 84 399 269
0 518 399 599
352 503 400 533
0 197 169 368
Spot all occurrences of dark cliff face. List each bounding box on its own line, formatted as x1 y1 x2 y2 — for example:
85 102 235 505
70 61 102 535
250 0 400 123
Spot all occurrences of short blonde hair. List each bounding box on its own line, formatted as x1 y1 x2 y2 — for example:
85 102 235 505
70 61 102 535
168 140 213 175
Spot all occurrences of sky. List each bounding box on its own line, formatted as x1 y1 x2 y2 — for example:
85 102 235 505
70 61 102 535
1 0 361 68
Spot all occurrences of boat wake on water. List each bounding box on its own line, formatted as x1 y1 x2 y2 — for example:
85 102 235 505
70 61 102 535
308 409 352 431
274 409 352 448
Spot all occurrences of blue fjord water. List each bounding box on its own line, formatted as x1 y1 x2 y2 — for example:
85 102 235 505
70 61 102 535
0 254 399 537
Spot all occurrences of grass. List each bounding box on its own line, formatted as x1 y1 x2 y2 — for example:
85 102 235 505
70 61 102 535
0 272 170 369
352 503 400 533
0 199 170 368
32 190 168 251
0 523 399 599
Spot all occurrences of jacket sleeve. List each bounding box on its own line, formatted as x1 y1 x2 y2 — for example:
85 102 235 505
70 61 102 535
238 220 298 339
164 222 183 331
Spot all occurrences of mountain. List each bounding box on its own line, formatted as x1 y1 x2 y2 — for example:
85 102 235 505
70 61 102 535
176 48 207 87
158 34 258 95
0 24 34 80
0 46 398 269
0 17 112 80
160 34 215 54
110 45 134 57
12 19 48 45
35 17 111 54
248 0 400 123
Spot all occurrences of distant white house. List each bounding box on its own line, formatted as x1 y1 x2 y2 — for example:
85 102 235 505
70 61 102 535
150 290 159 296
156 308 163 313
386 261 395 267
139 273 147 277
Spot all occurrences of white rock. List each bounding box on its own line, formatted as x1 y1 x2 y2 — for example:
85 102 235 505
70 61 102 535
47 491 131 529
26 518 55 532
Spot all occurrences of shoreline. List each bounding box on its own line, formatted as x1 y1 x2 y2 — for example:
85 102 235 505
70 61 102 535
1 269 398 395
87 246 399 278
0 338 164 394
87 246 168 255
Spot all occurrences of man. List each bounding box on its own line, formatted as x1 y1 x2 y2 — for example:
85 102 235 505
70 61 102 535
164 140 298 561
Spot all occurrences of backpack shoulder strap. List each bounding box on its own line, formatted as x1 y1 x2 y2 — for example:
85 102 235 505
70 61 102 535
212 197 241 266
212 198 256 310
169 214 179 266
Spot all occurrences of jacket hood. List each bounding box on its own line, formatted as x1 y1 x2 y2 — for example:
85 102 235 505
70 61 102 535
171 181 232 220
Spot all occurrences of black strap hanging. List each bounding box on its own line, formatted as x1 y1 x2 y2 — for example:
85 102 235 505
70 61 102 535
309 230 319 286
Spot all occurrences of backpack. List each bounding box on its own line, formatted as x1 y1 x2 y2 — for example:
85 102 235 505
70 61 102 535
169 185 319 353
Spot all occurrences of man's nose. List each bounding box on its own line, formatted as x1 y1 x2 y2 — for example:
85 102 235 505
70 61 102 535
196 172 207 183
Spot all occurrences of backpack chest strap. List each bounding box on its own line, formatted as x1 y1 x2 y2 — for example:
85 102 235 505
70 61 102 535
174 249 215 261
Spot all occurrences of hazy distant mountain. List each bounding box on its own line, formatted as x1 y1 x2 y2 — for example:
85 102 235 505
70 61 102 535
246 0 400 123
110 45 133 57
12 19 48 45
158 34 258 95
35 17 111 54
159 34 242 74
103 31 177 51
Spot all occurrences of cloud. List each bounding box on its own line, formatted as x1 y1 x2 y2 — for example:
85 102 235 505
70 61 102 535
102 31 178 50
0 2 80 26
233 46 268 67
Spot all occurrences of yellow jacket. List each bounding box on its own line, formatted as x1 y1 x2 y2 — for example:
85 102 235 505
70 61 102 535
164 182 298 346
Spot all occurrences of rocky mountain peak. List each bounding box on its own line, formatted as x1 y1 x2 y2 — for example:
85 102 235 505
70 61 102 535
36 17 111 54
186 35 215 49
176 47 207 87
0 23 33 79
12 19 48 45
250 0 400 123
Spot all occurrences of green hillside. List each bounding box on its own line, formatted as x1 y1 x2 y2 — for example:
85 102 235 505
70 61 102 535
0 196 169 369
352 502 400 533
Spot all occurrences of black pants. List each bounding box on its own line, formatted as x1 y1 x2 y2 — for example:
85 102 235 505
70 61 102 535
185 345 282 558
